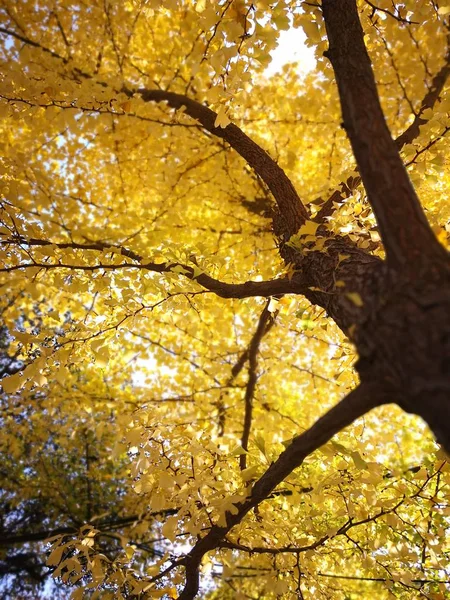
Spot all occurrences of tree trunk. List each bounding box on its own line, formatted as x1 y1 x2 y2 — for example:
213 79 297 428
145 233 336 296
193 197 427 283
321 0 450 450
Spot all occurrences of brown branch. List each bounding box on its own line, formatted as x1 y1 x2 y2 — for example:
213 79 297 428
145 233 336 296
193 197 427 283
0 25 306 241
220 493 409 558
134 88 307 240
216 304 278 437
177 383 383 600
240 301 273 470
317 572 449 584
395 42 450 148
1 236 142 261
0 25 68 62
0 509 177 546
315 24 450 225
231 309 277 379
363 1 419 25
0 237 305 299
321 0 446 268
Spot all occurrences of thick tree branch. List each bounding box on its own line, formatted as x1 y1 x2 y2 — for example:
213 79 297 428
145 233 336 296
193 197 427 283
321 0 447 267
315 31 450 225
0 26 306 240
0 237 304 299
135 88 307 240
177 383 383 600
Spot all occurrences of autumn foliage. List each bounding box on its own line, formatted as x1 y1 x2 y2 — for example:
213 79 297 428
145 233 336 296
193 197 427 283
1 1 450 599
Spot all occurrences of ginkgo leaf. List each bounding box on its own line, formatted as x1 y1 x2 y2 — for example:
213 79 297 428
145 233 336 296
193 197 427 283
351 451 368 470
214 106 231 128
298 220 320 236
162 516 178 542
241 465 259 481
47 544 65 567
230 445 248 456
1 373 24 394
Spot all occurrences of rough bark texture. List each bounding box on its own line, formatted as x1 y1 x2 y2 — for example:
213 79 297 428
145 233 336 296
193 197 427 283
322 0 447 270
321 0 450 450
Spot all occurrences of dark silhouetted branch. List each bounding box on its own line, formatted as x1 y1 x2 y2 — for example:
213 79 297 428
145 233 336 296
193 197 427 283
177 383 382 600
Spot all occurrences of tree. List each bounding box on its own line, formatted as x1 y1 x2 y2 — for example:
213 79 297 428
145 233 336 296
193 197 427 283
0 322 179 598
0 0 449 598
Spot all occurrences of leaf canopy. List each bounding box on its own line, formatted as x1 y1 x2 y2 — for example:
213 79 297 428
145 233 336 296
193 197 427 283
1 1 450 599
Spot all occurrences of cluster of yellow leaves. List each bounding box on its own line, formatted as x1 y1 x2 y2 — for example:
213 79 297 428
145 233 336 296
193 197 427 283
1 0 450 598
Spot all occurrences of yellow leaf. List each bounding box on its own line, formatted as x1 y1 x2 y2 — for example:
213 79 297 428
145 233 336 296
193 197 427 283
70 588 85 600
119 101 132 112
241 465 259 481
351 451 368 470
195 0 206 13
214 106 230 128
1 373 24 394
298 220 320 236
346 292 364 307
162 516 178 542
230 445 248 456
47 544 65 567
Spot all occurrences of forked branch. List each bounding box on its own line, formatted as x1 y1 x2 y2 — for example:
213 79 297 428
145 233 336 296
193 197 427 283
315 23 450 224
176 383 383 600
321 0 447 268
240 300 274 469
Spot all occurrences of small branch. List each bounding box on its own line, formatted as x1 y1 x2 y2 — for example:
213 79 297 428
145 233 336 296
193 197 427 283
396 37 450 148
216 304 277 436
317 572 449 584
0 25 68 62
220 494 408 558
240 301 273 469
1 237 311 300
230 304 278 380
363 1 419 24
178 383 382 600
0 509 177 546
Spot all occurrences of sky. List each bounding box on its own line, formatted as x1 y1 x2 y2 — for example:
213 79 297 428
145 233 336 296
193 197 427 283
265 27 316 77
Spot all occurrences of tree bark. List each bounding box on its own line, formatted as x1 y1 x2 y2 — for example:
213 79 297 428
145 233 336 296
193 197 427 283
321 0 450 450
322 0 447 270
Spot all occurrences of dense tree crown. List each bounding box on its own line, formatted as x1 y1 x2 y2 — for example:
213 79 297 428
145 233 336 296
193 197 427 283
1 0 450 598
